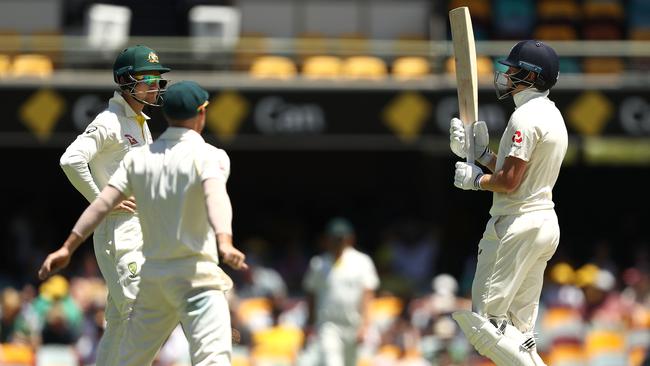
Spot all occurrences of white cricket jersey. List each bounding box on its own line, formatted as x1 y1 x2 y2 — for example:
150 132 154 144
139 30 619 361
108 127 231 263
490 89 568 216
303 247 379 328
60 92 153 204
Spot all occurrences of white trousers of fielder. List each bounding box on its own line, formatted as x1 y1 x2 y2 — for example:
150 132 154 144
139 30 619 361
118 259 233 366
317 322 358 366
93 213 144 366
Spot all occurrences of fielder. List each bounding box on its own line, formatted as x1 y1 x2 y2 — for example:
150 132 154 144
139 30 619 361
303 218 379 366
40 81 247 365
58 45 169 366
449 40 567 366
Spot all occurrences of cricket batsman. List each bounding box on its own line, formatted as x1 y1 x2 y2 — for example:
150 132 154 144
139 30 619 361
449 40 567 366
40 81 247 365
58 45 169 365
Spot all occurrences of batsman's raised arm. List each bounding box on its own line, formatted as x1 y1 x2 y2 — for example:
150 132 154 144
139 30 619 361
38 185 126 279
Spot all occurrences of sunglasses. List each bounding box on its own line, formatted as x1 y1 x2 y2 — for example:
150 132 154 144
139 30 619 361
134 74 168 88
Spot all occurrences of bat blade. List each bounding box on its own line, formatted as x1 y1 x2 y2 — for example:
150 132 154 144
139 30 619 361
449 6 478 163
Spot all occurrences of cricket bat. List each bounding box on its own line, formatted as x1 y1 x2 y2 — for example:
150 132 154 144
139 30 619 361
449 6 478 163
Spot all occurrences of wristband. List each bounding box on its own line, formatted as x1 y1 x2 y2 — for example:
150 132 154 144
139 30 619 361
478 148 493 166
474 173 484 190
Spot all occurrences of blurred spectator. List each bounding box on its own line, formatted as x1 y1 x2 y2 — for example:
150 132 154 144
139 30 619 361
276 238 309 295
234 237 288 303
31 276 82 343
0 287 34 344
375 220 440 297
41 303 76 345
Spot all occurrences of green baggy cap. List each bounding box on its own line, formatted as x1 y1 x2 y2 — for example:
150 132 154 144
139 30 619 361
325 217 355 237
162 81 209 120
113 45 171 80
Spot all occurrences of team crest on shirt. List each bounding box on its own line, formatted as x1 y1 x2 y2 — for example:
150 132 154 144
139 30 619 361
127 262 138 278
124 134 139 146
511 130 523 146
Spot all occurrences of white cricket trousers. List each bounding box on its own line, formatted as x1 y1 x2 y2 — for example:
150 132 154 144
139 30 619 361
118 259 232 366
472 209 559 334
92 213 144 366
317 322 358 366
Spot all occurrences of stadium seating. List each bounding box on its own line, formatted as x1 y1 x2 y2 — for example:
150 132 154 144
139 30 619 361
368 296 403 331
12 54 53 78
446 55 494 77
249 56 297 79
584 329 627 365
392 56 430 79
0 54 11 77
236 297 273 331
493 0 536 39
583 0 625 21
302 55 342 79
0 343 34 365
582 57 625 74
538 0 580 22
534 24 578 41
341 56 387 80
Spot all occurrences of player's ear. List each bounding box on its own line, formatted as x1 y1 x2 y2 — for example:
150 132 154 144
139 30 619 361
526 72 537 82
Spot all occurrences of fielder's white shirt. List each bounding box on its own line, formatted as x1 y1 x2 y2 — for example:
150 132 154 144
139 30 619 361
303 247 379 328
490 89 568 216
108 127 230 263
60 92 153 204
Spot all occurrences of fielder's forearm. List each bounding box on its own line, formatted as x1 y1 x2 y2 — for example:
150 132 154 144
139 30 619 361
203 178 233 236
360 289 374 329
71 186 125 241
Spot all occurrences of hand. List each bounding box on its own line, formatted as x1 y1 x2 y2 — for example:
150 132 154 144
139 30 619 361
356 324 369 344
454 162 484 191
38 247 72 280
219 243 248 270
113 196 136 213
449 119 492 165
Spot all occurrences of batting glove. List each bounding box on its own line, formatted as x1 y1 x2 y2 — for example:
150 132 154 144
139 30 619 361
449 118 493 165
454 161 484 191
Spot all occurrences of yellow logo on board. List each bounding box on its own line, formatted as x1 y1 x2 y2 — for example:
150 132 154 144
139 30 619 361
383 92 431 142
20 89 66 141
206 91 249 141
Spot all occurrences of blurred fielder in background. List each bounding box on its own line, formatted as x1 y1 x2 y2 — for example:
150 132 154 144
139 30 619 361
57 44 169 366
40 80 248 365
303 218 379 366
449 40 567 366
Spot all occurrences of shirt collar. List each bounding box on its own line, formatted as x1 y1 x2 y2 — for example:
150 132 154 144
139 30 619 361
513 88 549 108
159 127 205 142
109 91 150 120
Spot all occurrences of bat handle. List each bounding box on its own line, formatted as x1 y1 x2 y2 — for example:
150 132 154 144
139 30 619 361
465 122 475 163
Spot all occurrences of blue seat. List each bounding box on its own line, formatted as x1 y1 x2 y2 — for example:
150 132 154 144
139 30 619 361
493 0 535 38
